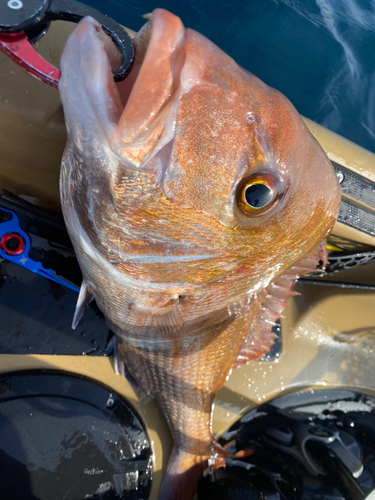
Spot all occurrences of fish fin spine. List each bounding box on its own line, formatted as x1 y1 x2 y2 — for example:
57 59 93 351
72 281 93 329
106 336 127 377
107 337 142 390
233 240 328 368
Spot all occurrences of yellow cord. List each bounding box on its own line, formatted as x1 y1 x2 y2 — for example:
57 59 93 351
326 243 343 252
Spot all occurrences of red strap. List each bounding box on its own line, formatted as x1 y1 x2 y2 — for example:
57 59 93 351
0 31 60 88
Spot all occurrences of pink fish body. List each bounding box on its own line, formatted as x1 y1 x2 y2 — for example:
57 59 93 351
59 9 341 499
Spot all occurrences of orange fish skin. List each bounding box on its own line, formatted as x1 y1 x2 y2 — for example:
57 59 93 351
59 9 341 500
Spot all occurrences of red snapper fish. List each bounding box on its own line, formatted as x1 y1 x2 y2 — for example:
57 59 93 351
59 9 341 500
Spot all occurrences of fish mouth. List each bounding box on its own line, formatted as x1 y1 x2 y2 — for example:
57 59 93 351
60 10 187 177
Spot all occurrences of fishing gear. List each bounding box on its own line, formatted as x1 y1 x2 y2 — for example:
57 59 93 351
299 248 375 289
0 0 134 87
0 189 80 291
332 162 375 241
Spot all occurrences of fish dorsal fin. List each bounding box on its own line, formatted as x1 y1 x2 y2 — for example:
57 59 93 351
233 241 327 369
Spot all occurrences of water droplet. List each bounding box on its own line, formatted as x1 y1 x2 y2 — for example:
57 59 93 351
2 96 9 103
106 393 115 408
336 171 344 184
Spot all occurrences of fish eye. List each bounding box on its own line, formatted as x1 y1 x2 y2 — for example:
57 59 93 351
237 172 284 215
245 183 273 208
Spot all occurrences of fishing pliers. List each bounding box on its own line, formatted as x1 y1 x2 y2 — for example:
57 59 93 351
0 0 134 87
0 190 81 291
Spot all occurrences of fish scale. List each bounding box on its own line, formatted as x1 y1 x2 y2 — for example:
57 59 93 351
118 301 254 455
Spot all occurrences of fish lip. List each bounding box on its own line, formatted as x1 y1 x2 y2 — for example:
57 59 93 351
59 10 186 176
112 10 187 171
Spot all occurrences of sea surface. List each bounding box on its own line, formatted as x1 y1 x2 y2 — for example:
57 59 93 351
87 0 375 154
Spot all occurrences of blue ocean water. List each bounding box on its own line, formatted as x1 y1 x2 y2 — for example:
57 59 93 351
87 0 375 154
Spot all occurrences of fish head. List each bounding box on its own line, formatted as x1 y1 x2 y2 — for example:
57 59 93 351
59 9 341 315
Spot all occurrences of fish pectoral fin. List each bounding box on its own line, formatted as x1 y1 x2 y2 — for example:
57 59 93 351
127 301 184 336
233 240 328 368
72 281 94 330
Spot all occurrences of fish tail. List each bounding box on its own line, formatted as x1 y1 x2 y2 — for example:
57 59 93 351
158 447 207 500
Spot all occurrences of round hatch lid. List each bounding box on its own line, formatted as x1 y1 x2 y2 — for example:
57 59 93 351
0 370 152 500
198 388 375 500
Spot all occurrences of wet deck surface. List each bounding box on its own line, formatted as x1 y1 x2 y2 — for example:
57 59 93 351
0 261 108 356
